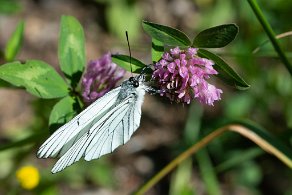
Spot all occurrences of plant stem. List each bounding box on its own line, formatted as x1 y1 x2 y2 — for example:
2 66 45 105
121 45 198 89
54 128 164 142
247 0 292 76
133 123 292 194
133 128 226 195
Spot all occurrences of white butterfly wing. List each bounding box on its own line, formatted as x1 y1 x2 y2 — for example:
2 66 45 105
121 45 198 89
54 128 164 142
37 87 121 159
84 89 144 161
39 84 145 173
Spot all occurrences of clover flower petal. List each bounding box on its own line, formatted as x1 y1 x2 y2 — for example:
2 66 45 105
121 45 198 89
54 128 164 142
81 52 125 104
152 47 222 105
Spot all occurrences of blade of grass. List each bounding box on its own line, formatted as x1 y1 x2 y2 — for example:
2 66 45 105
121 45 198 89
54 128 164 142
253 31 292 54
184 103 220 195
247 0 292 75
133 126 225 195
196 149 221 195
169 158 194 195
134 122 292 194
215 148 263 173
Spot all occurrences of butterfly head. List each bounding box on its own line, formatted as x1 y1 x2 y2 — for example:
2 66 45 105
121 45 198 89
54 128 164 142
129 76 140 88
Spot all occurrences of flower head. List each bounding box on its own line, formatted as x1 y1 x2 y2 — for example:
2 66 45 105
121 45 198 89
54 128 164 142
81 53 125 104
152 47 222 105
16 165 40 190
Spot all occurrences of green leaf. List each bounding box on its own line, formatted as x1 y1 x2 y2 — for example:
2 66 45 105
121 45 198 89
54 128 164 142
0 0 21 14
0 60 69 98
142 21 191 46
193 24 238 48
4 20 25 61
151 38 164 63
58 15 86 89
88 159 115 187
198 49 250 89
0 79 12 88
106 1 141 41
111 54 147 73
49 96 78 133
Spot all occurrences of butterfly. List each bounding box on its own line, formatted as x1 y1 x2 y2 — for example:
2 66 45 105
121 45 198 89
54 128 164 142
37 73 154 173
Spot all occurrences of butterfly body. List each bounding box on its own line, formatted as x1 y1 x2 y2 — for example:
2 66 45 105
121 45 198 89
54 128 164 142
37 76 146 173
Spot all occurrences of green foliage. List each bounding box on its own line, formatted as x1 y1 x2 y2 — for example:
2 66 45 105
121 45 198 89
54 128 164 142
198 49 250 89
0 16 87 137
111 54 147 73
224 93 254 118
49 96 78 133
238 121 292 163
170 159 194 195
87 159 115 187
106 0 141 41
0 2 291 194
151 38 164 63
215 148 263 173
196 150 221 195
142 21 192 46
0 60 68 98
0 132 46 152
247 0 292 75
58 15 85 89
0 0 21 14
183 104 221 195
144 21 248 91
235 161 262 187
193 24 238 48
4 20 25 62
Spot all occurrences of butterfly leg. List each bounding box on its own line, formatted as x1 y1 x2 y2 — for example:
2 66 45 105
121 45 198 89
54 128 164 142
144 86 165 95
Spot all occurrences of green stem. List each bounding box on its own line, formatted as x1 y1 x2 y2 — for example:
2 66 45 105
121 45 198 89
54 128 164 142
247 0 292 76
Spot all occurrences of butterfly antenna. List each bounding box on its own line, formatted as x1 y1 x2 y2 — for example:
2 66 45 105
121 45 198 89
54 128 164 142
126 31 133 76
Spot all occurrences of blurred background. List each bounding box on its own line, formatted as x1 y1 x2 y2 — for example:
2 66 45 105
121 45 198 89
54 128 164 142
0 0 292 194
